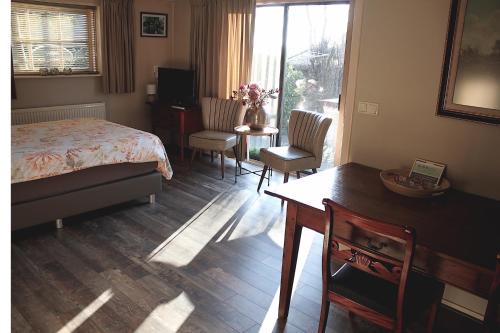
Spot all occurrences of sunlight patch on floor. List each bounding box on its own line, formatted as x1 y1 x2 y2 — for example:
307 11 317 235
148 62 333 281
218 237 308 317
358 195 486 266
134 292 194 333
215 218 238 243
57 289 113 333
147 189 253 267
259 228 315 332
266 213 287 248
225 203 280 242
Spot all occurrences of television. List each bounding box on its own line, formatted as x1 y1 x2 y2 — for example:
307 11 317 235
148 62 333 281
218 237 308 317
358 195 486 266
157 68 196 106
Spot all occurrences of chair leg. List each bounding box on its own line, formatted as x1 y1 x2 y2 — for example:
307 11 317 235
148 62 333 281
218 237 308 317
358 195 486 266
281 172 290 206
426 301 440 333
211 150 214 163
317 295 330 333
257 165 269 192
296 171 301 179
220 151 224 179
190 148 197 167
312 168 318 174
232 146 241 169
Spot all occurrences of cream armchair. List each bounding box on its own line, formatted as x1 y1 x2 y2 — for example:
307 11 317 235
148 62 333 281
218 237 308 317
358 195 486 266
189 97 245 179
258 109 332 191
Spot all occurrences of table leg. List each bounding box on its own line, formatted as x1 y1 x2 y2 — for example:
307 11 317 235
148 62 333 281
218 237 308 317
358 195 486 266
279 202 302 319
240 136 244 174
269 134 273 181
180 135 184 161
233 142 238 183
179 112 185 161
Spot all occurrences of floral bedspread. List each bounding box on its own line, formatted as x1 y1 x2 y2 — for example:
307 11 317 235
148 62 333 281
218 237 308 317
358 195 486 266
12 118 172 184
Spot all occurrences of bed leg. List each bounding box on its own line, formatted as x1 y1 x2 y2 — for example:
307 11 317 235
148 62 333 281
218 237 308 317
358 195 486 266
149 194 156 204
56 219 63 229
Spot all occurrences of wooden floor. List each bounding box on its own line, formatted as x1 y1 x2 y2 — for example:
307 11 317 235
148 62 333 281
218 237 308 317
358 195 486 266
12 155 482 333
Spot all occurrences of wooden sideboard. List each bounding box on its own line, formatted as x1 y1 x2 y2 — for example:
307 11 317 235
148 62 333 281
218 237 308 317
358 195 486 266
149 102 203 161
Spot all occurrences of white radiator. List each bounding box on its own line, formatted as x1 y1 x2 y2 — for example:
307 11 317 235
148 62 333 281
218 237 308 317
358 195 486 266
12 102 107 125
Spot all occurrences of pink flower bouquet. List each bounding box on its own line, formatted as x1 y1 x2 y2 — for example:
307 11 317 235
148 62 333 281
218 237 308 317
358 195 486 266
232 83 279 108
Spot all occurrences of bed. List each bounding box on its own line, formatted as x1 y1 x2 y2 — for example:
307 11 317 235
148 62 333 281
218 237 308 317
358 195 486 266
12 117 172 230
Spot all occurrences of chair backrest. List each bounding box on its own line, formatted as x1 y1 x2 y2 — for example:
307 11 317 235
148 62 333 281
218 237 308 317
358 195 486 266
288 109 332 160
201 97 245 133
322 199 416 330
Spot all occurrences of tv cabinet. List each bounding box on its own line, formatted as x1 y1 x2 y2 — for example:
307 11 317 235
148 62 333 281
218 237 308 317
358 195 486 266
149 102 203 161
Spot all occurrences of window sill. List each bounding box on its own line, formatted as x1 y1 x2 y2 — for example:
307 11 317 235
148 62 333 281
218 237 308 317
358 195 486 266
15 73 102 79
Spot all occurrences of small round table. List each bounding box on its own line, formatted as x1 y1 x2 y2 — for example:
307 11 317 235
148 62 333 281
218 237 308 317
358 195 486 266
234 125 279 184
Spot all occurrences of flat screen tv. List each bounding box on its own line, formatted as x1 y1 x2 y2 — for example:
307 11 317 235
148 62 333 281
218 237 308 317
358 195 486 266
157 68 196 106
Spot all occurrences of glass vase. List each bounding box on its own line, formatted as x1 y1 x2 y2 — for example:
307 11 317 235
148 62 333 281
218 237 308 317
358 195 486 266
245 104 269 130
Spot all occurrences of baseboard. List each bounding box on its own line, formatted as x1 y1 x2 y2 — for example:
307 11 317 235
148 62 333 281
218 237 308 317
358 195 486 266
442 284 488 321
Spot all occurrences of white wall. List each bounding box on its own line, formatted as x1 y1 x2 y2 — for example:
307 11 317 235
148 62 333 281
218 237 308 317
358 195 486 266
12 0 192 131
348 0 500 201
346 0 499 318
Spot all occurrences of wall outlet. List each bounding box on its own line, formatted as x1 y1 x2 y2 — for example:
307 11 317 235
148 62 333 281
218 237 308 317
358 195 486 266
358 101 379 116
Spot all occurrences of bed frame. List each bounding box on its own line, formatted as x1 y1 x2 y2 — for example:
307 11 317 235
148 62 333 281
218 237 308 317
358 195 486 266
12 103 164 230
11 171 162 231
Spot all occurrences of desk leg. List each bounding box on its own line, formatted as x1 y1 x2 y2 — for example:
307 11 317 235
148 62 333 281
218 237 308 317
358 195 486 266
233 143 239 184
279 202 302 319
180 135 185 161
179 112 185 161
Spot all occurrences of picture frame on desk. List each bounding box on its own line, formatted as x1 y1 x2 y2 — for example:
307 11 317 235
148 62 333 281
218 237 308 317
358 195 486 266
409 158 446 186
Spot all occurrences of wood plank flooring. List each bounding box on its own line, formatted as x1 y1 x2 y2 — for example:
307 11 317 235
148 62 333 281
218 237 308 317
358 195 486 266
12 155 482 333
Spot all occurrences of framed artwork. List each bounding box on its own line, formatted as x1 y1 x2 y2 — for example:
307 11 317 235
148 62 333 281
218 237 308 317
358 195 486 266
437 0 500 124
141 12 167 37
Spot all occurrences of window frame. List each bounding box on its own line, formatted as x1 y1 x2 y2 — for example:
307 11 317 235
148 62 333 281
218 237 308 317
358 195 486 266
253 1 350 147
11 0 101 77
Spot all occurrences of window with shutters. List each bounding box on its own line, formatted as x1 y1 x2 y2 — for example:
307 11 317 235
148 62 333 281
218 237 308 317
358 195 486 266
11 1 98 75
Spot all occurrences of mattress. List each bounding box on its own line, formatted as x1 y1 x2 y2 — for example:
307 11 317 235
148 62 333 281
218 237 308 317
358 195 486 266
12 118 172 184
12 162 157 204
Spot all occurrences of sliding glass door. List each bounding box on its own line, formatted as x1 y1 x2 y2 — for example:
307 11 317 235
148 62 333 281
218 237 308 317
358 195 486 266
248 6 284 160
250 2 349 168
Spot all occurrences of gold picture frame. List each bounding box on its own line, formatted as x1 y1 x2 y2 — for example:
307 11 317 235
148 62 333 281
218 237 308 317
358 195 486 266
437 0 500 125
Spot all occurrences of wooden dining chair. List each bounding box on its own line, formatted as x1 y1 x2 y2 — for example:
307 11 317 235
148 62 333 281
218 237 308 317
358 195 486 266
319 199 444 333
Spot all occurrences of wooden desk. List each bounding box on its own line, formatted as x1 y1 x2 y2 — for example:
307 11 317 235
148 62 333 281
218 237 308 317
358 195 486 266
265 163 500 319
150 103 203 161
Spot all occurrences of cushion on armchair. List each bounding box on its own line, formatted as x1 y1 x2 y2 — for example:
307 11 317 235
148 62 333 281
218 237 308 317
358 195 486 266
259 146 315 172
189 130 237 151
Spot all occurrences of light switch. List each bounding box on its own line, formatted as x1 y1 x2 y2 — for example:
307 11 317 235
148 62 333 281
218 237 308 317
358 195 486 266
358 102 367 113
366 102 379 115
358 101 378 116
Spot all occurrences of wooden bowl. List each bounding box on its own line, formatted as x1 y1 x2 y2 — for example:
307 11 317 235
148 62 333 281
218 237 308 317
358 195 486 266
380 169 450 198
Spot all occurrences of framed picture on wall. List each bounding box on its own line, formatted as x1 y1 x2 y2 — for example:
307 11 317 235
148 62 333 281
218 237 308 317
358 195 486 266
437 0 500 124
141 12 167 37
